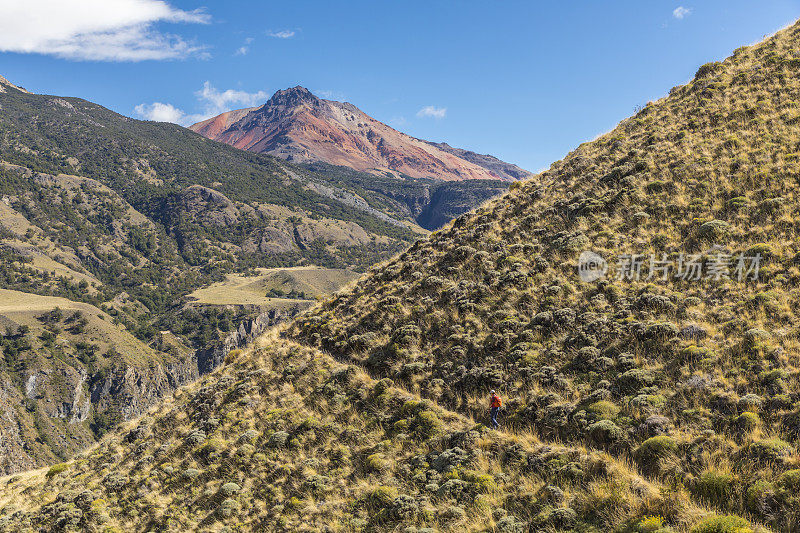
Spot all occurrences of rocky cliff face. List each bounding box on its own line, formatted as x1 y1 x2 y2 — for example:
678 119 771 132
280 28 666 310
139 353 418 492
195 306 302 374
0 308 300 475
89 356 200 421
191 87 531 182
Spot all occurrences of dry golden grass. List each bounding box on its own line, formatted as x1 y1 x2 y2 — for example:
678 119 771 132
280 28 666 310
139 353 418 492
285 19 800 533
0 329 708 532
0 288 169 365
187 266 358 308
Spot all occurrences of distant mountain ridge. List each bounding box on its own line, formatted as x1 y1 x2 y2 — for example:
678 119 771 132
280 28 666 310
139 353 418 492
190 86 531 182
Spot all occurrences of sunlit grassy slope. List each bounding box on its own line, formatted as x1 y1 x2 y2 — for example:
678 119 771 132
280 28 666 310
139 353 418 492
188 266 359 307
287 20 800 532
0 334 705 532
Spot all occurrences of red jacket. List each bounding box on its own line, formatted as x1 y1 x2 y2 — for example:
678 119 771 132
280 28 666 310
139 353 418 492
490 394 502 408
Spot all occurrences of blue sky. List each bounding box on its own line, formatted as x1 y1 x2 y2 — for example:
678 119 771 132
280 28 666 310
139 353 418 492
1 1 799 172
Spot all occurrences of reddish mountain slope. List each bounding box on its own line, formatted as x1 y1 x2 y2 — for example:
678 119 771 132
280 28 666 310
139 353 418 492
190 87 530 182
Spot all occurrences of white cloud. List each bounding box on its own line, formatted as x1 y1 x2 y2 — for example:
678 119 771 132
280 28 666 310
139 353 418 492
235 37 254 56
416 106 447 119
673 6 691 19
195 81 269 114
0 0 210 62
267 30 295 39
135 81 269 126
134 102 186 123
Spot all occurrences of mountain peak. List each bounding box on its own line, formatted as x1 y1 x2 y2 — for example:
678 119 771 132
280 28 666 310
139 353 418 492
191 86 529 181
264 86 319 108
0 75 30 94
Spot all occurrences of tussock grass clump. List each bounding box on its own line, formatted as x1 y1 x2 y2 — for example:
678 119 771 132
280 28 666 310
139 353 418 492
689 514 752 533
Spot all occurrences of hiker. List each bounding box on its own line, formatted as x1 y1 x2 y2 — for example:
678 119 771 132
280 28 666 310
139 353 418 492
489 390 502 429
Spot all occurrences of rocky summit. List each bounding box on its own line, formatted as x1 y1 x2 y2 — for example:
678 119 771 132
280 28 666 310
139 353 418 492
191 87 531 182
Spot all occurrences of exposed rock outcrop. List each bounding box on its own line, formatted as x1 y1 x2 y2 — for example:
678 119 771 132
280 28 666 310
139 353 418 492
191 87 530 182
196 306 302 373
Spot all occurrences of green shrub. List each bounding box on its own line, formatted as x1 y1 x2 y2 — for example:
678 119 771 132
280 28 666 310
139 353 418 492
45 463 69 479
692 470 735 507
586 420 623 445
698 220 730 240
364 486 397 510
695 61 723 79
267 431 290 448
689 514 752 533
217 498 238 517
412 410 442 439
461 470 497 492
185 430 206 447
634 436 677 475
733 412 760 432
586 400 620 420
440 505 467 522
748 438 792 462
743 329 770 349
746 243 774 257
737 394 762 411
776 469 800 491
196 438 225 461
725 197 749 210
636 436 677 461
220 482 241 497
680 345 713 363
617 369 656 392
365 453 388 472
373 378 394 395
634 515 669 532
182 468 201 480
745 480 774 514
238 429 259 443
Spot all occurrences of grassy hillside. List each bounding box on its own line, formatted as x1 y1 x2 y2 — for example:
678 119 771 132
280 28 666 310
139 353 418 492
0 86 412 241
6 13 800 533
0 84 421 473
286 21 800 531
188 267 359 306
0 335 709 532
0 84 419 332
0 289 194 472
